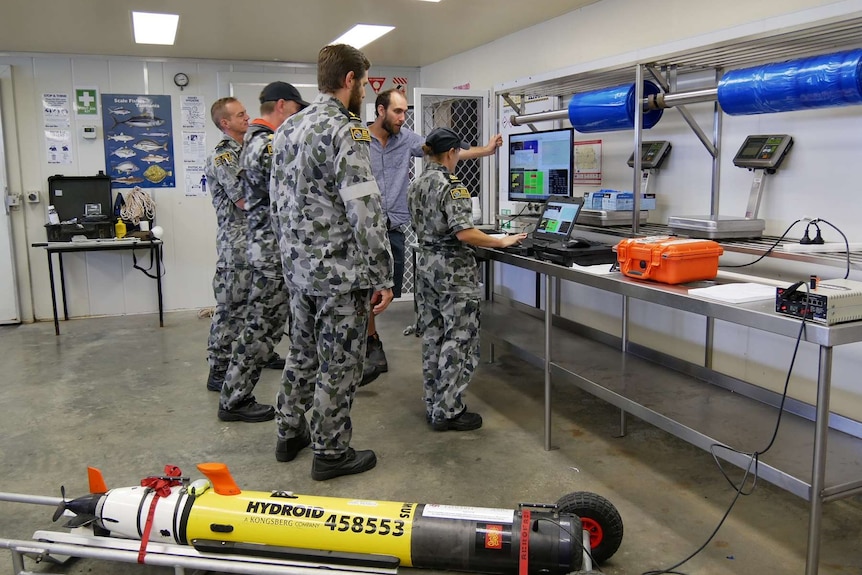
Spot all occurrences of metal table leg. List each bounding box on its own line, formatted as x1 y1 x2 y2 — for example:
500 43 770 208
58 252 69 321
47 251 60 336
155 244 164 327
544 273 552 451
805 345 832 575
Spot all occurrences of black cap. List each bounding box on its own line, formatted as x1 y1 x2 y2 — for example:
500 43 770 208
426 127 470 154
260 81 309 108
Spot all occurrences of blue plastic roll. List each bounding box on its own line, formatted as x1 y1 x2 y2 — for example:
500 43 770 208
567 81 663 133
717 49 862 115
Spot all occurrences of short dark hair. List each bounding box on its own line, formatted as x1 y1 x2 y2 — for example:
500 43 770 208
210 97 238 130
375 88 405 117
318 44 371 93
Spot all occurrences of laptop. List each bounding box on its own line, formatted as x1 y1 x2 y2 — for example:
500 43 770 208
503 197 583 254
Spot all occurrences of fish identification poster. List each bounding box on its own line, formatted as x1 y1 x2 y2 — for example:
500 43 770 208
101 94 175 189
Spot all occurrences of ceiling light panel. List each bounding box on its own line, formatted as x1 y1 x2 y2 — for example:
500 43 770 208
332 24 395 49
132 12 180 45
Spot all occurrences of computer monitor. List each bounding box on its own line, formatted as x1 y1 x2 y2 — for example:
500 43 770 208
532 197 583 243
508 128 574 202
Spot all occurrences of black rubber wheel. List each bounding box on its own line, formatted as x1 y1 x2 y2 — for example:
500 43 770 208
556 491 623 564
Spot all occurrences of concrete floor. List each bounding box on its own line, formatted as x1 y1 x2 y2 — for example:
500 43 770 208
0 302 861 575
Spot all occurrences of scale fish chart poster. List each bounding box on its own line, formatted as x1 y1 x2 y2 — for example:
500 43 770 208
101 94 175 189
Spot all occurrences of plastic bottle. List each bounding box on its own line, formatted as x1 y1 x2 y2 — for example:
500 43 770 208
47 205 60 225
115 218 127 239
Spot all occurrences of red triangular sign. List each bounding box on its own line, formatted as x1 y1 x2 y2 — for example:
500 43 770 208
369 77 386 94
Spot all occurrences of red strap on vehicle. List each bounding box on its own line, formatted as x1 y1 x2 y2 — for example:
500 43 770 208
137 495 160 563
137 466 183 563
518 509 531 575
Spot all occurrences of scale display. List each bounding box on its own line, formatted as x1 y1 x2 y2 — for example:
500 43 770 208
732 134 793 170
627 141 672 169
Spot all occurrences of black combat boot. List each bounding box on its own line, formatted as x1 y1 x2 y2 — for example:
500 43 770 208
359 362 381 387
206 366 226 392
431 408 483 432
366 334 388 372
276 420 311 462
218 397 275 423
311 448 377 481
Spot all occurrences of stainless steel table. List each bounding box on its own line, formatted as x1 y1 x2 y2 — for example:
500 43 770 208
477 247 862 575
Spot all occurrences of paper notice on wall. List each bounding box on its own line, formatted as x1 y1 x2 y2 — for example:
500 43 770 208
182 131 207 164
45 129 73 164
184 164 207 197
181 95 207 129
573 139 602 185
42 93 71 127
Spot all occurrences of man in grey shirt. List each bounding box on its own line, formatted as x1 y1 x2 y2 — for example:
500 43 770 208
364 88 502 384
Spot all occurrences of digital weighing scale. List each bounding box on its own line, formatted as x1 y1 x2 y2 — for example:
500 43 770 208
668 134 793 239
580 141 671 227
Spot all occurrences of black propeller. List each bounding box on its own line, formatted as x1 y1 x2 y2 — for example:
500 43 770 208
52 485 98 528
51 486 67 522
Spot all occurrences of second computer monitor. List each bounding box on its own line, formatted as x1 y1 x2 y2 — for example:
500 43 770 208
508 128 574 203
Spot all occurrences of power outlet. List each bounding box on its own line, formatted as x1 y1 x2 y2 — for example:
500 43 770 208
26 191 40 204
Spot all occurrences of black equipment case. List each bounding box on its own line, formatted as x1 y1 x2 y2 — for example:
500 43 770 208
45 172 114 241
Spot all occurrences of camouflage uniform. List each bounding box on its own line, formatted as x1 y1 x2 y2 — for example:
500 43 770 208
408 162 481 422
270 94 393 455
220 120 289 410
206 134 251 371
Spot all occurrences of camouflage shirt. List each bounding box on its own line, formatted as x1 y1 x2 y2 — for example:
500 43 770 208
408 162 479 295
270 93 393 296
239 120 278 266
206 134 248 267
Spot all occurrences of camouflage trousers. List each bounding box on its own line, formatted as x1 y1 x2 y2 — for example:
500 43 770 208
276 289 371 455
220 266 288 410
207 265 252 369
415 275 481 422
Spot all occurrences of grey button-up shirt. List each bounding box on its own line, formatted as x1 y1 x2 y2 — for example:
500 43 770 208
370 126 424 229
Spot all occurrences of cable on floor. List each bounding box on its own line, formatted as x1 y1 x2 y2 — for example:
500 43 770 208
641 287 810 575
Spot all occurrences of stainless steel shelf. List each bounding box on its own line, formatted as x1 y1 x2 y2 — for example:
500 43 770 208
499 16 862 99
482 301 862 501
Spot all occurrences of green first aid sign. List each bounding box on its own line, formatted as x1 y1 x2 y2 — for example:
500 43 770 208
75 88 98 115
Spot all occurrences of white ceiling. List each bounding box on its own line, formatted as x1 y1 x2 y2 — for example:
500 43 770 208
0 0 599 68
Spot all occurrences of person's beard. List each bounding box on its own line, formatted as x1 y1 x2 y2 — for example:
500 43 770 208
348 81 363 115
382 115 401 135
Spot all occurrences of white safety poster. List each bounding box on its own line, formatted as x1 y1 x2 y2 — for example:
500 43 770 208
44 129 73 164
182 131 206 163
182 130 207 197
181 95 206 129
42 93 71 128
184 165 207 197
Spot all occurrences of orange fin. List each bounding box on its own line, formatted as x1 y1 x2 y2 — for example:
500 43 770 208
87 467 108 494
196 462 241 495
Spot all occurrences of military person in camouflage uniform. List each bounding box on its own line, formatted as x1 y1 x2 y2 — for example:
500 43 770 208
218 83 308 424
205 97 274 423
408 127 526 432
270 44 394 480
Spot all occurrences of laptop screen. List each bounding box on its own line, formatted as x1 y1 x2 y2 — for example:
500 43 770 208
532 198 583 243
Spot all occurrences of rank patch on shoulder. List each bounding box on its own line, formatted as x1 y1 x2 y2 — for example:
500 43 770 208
450 187 471 200
214 152 233 167
350 126 371 142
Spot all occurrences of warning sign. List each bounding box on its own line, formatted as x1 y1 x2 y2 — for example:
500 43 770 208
392 77 408 94
369 77 386 94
